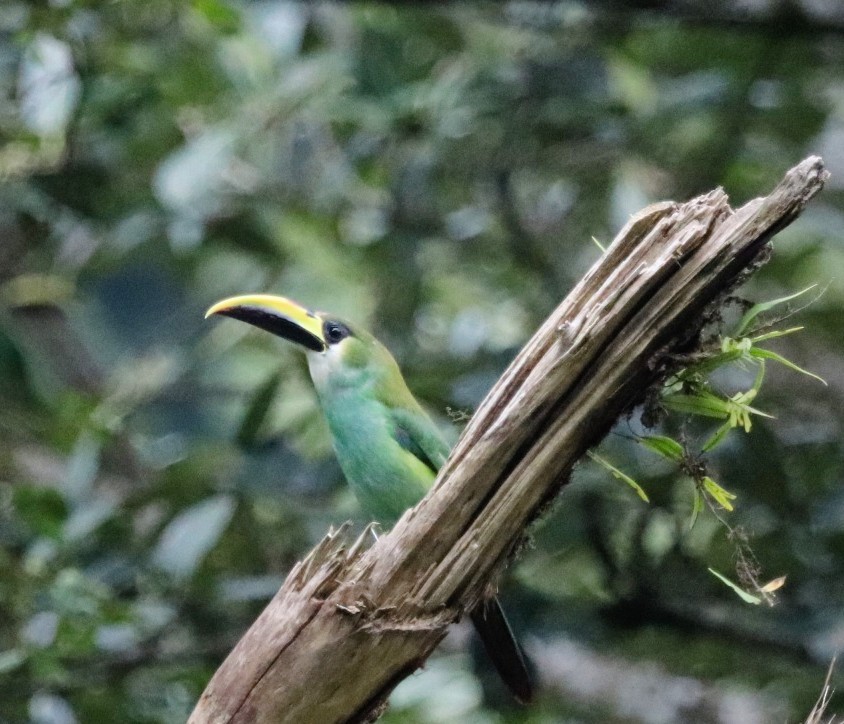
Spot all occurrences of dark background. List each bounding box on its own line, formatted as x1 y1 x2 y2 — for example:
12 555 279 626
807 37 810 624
1 2 844 722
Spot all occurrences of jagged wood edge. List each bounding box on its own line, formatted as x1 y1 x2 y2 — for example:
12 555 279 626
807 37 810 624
189 156 828 724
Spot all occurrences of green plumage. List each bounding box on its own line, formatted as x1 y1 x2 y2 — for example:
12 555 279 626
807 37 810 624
307 323 447 524
208 295 532 703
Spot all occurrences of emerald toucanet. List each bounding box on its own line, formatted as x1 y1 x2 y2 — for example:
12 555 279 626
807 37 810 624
206 294 533 703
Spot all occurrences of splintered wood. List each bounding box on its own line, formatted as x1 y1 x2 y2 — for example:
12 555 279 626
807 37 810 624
189 157 828 724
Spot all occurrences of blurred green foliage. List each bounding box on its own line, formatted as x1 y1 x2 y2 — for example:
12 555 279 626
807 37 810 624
2 2 844 722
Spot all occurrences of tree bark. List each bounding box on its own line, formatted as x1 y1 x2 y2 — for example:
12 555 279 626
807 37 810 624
189 157 828 724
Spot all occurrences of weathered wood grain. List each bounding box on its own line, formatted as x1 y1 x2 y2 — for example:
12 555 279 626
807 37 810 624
189 156 828 724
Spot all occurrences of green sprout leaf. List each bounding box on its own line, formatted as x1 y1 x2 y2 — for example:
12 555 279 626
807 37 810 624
721 336 753 354
749 348 827 385
708 568 762 605
733 284 817 337
750 326 804 343
588 451 650 502
724 390 772 433
639 435 684 462
702 476 736 511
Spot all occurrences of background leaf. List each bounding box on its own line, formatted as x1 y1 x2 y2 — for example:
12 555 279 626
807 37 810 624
0 3 843 722
152 496 237 580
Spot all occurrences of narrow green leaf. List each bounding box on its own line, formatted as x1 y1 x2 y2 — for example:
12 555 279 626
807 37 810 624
750 358 766 394
591 236 606 253
726 382 773 422
733 284 817 337
639 435 684 462
684 348 745 376
587 451 650 502
702 421 732 452
663 392 730 419
750 326 804 343
708 568 762 605
729 400 774 420
703 476 736 511
749 348 827 385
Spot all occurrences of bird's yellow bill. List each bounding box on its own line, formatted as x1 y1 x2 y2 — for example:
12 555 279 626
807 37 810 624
205 294 326 352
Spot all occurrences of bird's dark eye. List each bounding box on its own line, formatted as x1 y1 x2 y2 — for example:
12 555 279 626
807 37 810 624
323 320 350 345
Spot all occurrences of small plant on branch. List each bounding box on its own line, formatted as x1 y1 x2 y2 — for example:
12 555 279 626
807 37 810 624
592 284 825 605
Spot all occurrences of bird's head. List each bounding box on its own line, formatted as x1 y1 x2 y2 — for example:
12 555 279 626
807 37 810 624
205 294 395 391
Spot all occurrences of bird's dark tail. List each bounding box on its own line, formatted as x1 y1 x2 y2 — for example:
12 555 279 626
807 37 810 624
469 597 533 704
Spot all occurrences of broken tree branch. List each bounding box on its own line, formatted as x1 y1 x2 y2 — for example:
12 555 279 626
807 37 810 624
189 156 828 724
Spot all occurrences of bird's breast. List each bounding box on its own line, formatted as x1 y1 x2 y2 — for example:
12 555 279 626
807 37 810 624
319 392 432 524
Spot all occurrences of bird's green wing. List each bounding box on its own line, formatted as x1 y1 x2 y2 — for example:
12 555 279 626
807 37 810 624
390 405 451 477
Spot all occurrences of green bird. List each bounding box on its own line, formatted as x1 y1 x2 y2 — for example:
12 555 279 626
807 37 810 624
206 293 532 703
